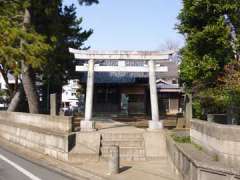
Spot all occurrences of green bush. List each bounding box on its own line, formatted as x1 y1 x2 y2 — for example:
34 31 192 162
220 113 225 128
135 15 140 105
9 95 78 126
192 99 204 119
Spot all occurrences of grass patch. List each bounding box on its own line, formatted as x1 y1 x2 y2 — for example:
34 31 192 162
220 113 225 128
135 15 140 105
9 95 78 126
171 134 191 143
192 142 203 151
171 134 203 151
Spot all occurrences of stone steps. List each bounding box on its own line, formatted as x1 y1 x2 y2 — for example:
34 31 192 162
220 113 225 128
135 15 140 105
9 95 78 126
100 132 146 161
101 146 145 161
101 133 143 139
101 139 144 147
101 146 145 155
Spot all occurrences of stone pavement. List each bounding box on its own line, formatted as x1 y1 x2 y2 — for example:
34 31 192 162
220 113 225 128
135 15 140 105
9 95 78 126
73 159 180 180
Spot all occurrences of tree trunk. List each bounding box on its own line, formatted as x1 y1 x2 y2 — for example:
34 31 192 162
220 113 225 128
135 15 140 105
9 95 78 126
7 88 22 112
21 62 39 113
20 8 39 114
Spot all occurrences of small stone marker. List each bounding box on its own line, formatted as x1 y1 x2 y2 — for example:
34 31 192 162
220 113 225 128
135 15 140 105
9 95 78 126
185 93 192 128
50 93 57 116
108 145 120 175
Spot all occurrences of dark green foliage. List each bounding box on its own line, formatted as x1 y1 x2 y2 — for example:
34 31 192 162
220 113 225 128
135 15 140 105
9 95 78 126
33 0 96 113
0 0 51 105
178 0 240 89
0 0 95 112
0 0 50 75
177 0 240 115
29 1 94 112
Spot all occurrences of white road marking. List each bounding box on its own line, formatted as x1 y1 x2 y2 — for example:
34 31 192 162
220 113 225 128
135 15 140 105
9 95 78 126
0 154 42 180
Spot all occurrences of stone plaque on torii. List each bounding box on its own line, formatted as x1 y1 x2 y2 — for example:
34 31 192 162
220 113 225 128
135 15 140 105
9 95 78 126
69 48 175 131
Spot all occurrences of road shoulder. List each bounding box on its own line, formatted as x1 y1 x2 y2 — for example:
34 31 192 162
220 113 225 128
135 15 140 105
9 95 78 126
0 138 106 180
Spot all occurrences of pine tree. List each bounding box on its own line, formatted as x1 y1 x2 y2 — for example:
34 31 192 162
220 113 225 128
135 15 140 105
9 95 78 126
29 0 94 113
0 0 97 113
0 0 50 113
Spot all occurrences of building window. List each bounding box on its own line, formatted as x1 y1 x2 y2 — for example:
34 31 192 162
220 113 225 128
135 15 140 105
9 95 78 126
172 80 177 84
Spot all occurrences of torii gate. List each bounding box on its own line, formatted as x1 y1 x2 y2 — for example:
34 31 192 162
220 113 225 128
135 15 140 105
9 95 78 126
69 48 175 131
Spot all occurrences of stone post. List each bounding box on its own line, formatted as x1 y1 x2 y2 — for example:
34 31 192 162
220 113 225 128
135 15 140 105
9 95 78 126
148 60 162 129
108 146 120 175
50 93 57 116
185 93 192 128
81 59 96 131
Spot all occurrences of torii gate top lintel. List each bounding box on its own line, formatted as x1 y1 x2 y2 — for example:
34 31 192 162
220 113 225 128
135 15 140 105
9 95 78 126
69 48 175 60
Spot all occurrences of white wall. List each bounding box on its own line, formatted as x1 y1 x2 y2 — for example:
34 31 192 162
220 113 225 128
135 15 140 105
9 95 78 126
0 73 7 90
61 79 81 108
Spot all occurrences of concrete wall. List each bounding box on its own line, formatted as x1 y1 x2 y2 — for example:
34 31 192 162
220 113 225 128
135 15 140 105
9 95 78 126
0 111 72 133
0 112 73 161
191 119 240 166
166 134 240 180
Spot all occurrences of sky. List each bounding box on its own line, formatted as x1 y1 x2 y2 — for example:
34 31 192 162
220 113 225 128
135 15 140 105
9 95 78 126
63 0 184 51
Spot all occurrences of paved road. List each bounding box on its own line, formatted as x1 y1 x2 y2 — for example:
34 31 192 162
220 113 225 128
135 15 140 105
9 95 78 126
0 147 75 180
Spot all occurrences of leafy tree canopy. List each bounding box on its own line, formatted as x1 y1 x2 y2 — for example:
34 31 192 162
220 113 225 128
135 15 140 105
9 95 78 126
177 0 240 116
178 0 240 89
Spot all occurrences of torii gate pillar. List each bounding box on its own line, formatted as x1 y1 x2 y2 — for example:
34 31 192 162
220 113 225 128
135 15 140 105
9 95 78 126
81 59 96 131
148 60 163 129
